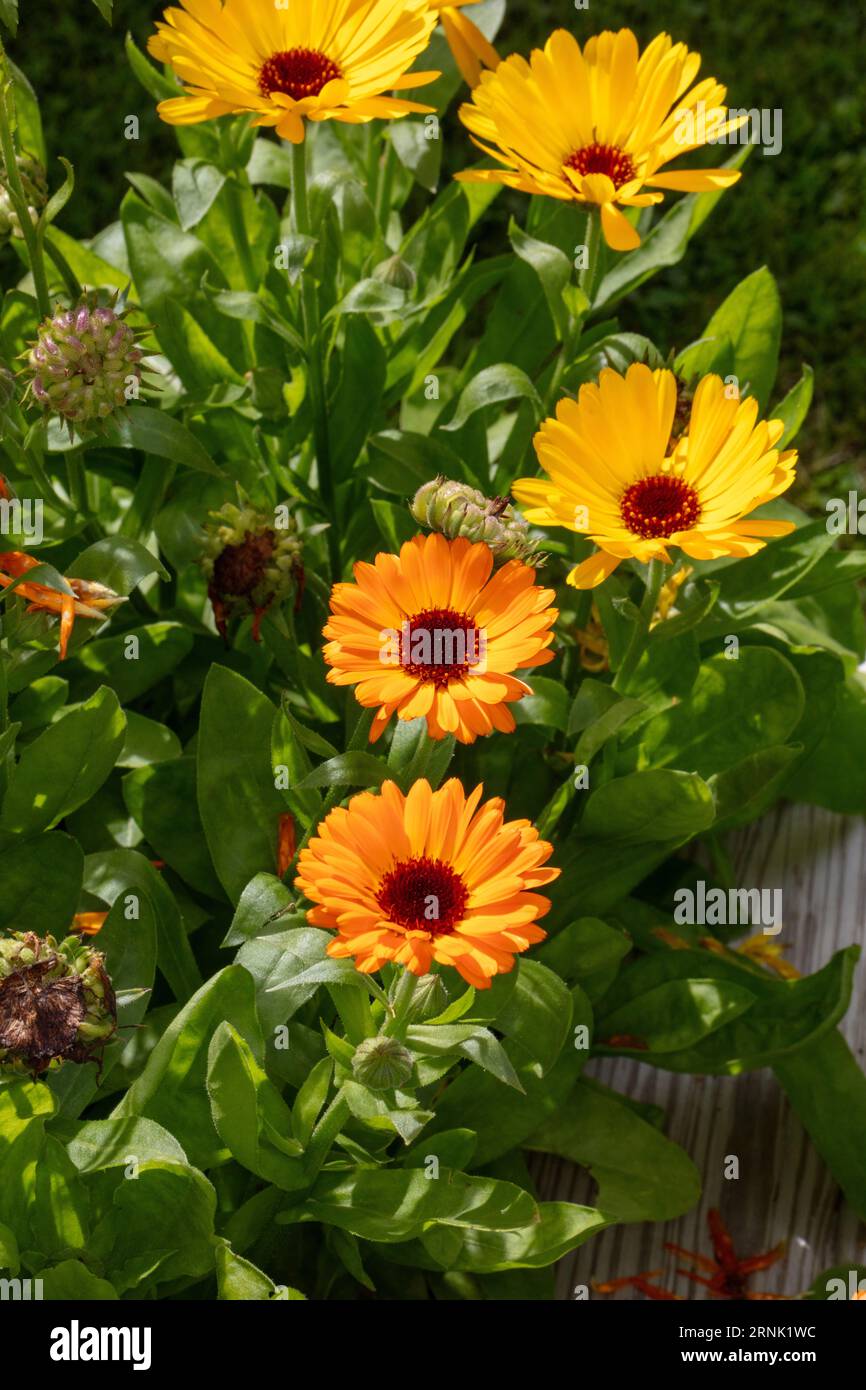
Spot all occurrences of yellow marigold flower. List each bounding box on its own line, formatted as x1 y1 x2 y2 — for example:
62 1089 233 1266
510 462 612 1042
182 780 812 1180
295 777 559 986
428 0 499 87
455 27 745 250
323 532 557 744
148 0 440 143
512 365 797 590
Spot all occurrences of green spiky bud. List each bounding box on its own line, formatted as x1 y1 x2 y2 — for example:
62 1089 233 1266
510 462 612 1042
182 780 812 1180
201 499 304 644
410 476 546 566
0 931 117 1077
23 295 146 428
351 1035 414 1091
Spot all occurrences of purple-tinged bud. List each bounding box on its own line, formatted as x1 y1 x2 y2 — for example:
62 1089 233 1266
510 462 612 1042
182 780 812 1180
23 295 147 429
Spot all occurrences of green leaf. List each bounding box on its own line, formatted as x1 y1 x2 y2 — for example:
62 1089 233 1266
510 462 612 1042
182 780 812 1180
207 1023 306 1189
699 266 782 410
71 536 168 593
0 1081 55 1248
89 1160 217 1295
215 1243 297 1300
406 1025 524 1091
776 1030 866 1222
235 928 342 1029
173 159 226 231
0 0 19 36
0 832 82 935
91 0 113 19
511 676 569 731
102 405 221 476
123 758 217 897
773 364 814 446
793 674 866 813
419 1200 605 1273
294 1167 536 1243
582 768 716 842
197 666 287 902
1 686 125 834
370 497 418 551
292 750 390 792
114 965 263 1168
222 872 300 947
441 363 542 432
117 711 182 769
390 120 441 193
598 946 859 1074
66 1118 187 1174
509 220 572 340
527 1079 701 1222
85 849 201 1003
598 978 757 1053
74 623 193 704
40 1261 119 1300
291 1057 333 1148
636 647 805 778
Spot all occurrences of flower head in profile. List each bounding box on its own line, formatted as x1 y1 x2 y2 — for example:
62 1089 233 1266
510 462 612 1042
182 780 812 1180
296 778 559 987
428 0 499 87
512 365 797 589
0 551 124 659
323 532 557 743
456 28 745 249
201 500 303 644
0 931 117 1077
148 0 440 143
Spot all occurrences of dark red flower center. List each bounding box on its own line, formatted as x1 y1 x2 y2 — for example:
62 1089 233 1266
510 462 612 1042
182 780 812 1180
564 142 637 190
620 475 701 539
258 47 342 101
212 529 274 597
376 855 469 936
400 607 482 687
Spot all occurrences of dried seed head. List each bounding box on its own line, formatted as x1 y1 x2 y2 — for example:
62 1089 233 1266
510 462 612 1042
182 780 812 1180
0 931 117 1077
201 500 304 643
410 476 545 565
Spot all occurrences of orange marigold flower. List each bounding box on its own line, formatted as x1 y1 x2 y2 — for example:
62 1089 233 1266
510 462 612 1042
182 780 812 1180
323 533 557 744
295 777 559 987
0 551 123 660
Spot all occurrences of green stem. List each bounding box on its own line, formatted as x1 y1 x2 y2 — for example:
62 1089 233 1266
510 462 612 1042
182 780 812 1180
612 557 667 693
384 969 420 1039
224 176 258 293
0 75 51 319
374 136 397 237
43 237 82 301
292 138 340 581
543 209 602 415
120 457 175 540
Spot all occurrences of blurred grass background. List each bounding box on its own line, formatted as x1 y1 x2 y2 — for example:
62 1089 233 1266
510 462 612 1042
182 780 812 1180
7 0 865 483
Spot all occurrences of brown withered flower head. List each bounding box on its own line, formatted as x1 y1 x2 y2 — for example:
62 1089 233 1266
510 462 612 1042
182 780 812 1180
0 931 117 1077
201 500 304 643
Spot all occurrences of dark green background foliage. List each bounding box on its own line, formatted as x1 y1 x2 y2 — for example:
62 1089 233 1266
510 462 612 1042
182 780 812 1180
7 0 865 482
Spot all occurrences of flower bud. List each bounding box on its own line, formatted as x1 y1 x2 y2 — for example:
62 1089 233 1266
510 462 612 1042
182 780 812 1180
201 499 304 643
399 971 449 1025
372 253 417 293
0 153 48 240
23 295 145 430
351 1035 414 1091
0 931 117 1076
410 476 545 565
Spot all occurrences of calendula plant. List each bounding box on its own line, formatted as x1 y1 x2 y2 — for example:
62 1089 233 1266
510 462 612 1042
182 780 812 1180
0 0 863 1303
